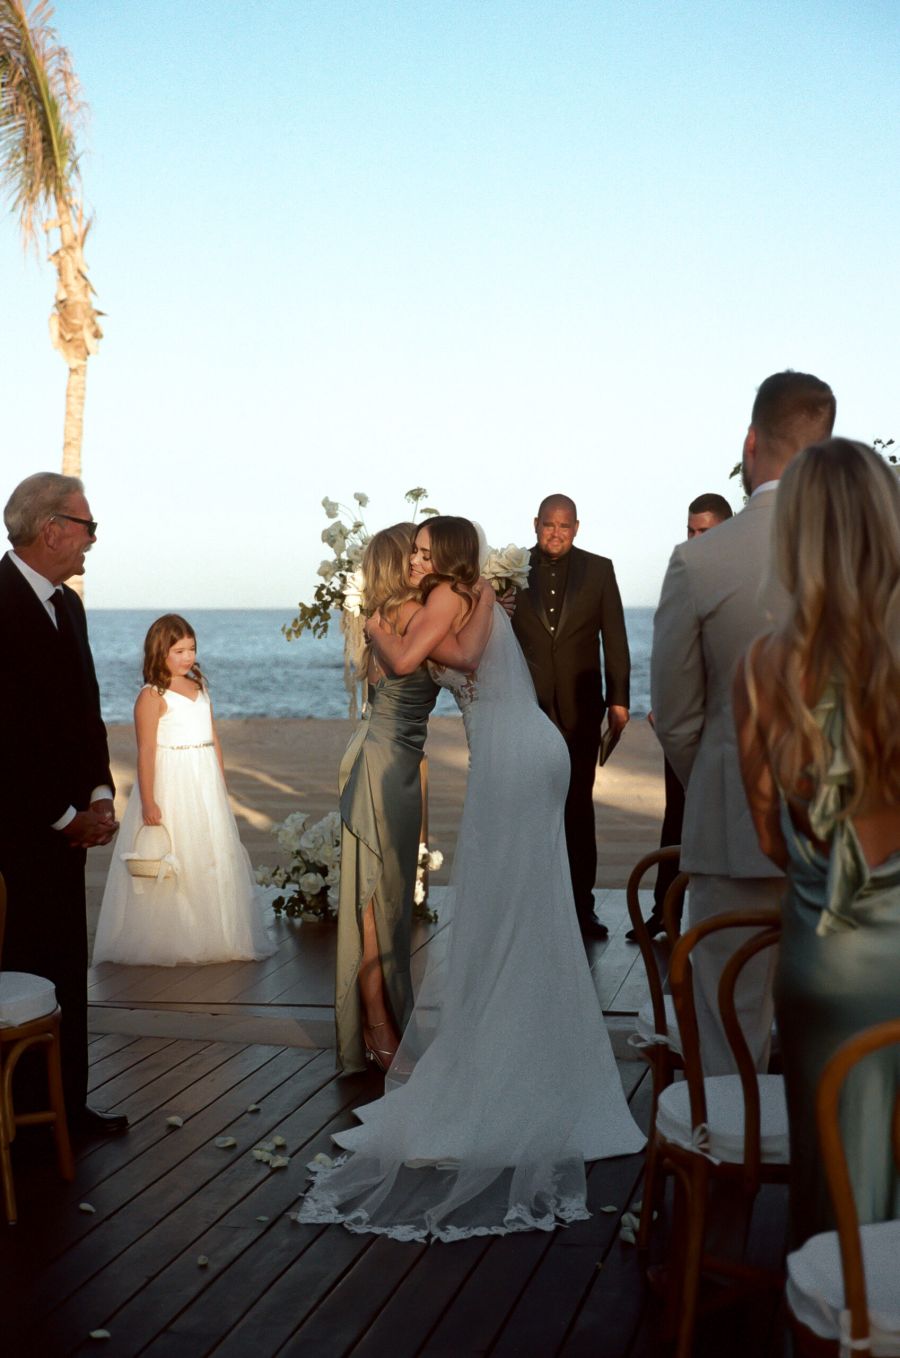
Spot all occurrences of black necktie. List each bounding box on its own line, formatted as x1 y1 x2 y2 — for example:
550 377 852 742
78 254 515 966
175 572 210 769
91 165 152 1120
49 589 75 647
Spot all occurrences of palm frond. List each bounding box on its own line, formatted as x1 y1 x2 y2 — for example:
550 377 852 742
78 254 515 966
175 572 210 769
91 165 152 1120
0 0 83 244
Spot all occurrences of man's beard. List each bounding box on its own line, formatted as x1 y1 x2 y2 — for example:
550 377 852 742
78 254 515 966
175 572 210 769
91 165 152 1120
741 455 752 498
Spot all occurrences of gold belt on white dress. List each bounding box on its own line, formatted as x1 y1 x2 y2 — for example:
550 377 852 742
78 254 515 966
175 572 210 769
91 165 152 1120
159 741 214 750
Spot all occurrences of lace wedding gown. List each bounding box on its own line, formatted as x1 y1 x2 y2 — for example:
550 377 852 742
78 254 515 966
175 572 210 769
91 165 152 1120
298 605 645 1241
93 687 276 965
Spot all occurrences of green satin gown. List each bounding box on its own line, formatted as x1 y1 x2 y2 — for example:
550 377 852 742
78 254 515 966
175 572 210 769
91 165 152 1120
334 665 438 1073
774 683 900 1245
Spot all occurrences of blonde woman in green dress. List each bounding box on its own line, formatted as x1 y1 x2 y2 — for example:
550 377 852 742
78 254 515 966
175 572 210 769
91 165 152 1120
335 523 495 1074
735 438 900 1244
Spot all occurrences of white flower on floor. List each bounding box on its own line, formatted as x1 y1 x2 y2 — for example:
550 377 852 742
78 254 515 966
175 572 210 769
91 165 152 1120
214 1136 237 1149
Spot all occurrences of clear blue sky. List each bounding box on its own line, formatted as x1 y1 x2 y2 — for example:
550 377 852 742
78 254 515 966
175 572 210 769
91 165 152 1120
3 0 898 607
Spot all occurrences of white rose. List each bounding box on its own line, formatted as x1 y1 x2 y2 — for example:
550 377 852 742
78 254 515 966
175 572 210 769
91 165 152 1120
353 491 369 507
300 827 327 856
321 497 340 519
317 559 337 581
299 872 326 897
317 841 340 869
414 880 425 905
255 865 272 886
342 568 365 617
428 850 444 871
325 865 341 886
327 885 340 910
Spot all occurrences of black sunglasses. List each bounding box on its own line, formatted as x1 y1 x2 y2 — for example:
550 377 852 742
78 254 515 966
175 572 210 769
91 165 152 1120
52 513 98 536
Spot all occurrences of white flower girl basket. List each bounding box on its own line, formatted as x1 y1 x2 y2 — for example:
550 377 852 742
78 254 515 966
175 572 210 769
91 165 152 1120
121 824 180 884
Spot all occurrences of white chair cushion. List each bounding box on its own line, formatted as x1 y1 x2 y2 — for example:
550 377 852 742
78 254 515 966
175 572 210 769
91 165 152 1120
0 971 57 1028
634 996 684 1055
656 1073 789 1164
787 1221 900 1352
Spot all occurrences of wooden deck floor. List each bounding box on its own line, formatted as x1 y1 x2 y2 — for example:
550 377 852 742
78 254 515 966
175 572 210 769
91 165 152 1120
86 888 655 1052
4 893 789 1356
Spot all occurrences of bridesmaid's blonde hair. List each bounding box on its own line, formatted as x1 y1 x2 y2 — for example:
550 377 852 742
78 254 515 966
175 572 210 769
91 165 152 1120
350 523 420 682
748 439 900 813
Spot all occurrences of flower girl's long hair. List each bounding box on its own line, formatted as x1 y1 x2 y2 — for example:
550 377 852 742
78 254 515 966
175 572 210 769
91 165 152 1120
143 614 206 694
748 438 900 815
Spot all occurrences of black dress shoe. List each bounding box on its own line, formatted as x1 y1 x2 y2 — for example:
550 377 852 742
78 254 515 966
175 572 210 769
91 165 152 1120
579 918 609 942
73 1107 130 1137
625 909 666 943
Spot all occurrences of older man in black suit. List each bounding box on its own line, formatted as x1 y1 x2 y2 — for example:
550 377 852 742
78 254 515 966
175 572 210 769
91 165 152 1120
512 494 630 940
0 472 127 1136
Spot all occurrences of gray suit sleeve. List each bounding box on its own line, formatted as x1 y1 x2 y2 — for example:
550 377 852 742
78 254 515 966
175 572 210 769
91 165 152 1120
651 546 705 788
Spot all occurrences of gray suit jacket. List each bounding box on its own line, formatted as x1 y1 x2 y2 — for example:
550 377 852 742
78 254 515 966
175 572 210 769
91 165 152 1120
650 490 787 878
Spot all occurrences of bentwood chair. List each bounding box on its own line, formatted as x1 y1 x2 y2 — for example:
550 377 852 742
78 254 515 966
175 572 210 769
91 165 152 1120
0 873 75 1224
652 910 789 1358
787 1018 900 1357
625 847 689 1247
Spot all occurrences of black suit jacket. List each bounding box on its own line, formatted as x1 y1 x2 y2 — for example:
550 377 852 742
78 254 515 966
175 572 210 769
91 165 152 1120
0 552 113 841
511 543 630 738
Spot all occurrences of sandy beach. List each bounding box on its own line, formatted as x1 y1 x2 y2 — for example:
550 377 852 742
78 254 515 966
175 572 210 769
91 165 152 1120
87 716 667 944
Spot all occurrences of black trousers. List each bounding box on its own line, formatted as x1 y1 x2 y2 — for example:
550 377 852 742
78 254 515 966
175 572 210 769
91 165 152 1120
0 830 89 1118
557 724 603 923
654 756 686 913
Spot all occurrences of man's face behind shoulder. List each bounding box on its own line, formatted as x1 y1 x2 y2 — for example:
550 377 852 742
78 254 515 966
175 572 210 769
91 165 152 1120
534 506 578 560
687 511 724 539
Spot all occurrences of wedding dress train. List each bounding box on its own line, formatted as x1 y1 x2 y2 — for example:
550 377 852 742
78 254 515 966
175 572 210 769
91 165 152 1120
298 604 645 1241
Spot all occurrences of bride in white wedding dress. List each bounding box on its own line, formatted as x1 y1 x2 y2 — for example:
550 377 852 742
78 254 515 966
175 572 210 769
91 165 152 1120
298 517 645 1242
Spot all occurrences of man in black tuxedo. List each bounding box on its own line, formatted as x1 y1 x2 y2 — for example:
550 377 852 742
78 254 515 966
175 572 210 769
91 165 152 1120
0 473 127 1136
512 494 630 941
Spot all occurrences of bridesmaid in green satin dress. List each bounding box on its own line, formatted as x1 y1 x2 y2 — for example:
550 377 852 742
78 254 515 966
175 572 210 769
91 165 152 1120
335 523 494 1074
734 438 900 1245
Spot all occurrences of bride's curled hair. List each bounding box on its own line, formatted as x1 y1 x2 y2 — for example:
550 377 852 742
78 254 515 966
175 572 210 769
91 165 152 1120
418 515 480 620
750 438 900 815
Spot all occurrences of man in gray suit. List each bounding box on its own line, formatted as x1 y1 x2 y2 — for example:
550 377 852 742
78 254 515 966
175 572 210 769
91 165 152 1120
651 371 836 1074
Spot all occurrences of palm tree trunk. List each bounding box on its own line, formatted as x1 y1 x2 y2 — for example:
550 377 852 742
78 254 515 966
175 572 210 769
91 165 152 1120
49 196 100 598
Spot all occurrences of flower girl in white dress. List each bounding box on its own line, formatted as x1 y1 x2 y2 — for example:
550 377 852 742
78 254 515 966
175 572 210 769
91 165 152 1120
93 614 275 966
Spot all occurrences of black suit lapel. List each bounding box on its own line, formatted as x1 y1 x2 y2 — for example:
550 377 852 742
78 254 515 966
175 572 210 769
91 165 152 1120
555 547 586 640
525 547 554 636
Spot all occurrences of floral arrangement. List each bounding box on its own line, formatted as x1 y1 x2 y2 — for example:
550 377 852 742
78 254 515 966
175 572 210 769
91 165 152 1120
284 488 440 718
256 811 342 921
257 811 442 924
480 543 531 595
283 488 439 643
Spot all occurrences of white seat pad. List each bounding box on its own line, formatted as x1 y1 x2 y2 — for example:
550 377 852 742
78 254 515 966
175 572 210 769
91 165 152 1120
656 1073 789 1163
0 971 57 1028
787 1221 900 1352
635 995 683 1055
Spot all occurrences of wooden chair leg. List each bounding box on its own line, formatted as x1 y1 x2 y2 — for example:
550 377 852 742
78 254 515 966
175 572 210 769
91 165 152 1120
660 1166 688 1341
674 1159 710 1358
44 1027 74 1181
0 1073 17 1226
638 1124 661 1248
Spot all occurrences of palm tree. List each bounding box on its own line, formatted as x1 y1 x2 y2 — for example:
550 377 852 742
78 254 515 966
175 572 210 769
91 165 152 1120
0 0 102 514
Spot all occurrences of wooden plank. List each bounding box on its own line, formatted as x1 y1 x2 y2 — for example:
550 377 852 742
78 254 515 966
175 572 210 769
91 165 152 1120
87 1035 178 1093
31 1051 353 1350
22 1045 304 1282
85 1037 210 1110
490 1068 651 1358
59 1072 377 1357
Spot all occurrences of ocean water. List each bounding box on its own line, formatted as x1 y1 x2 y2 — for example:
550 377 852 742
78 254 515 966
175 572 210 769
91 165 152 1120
86 608 654 726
